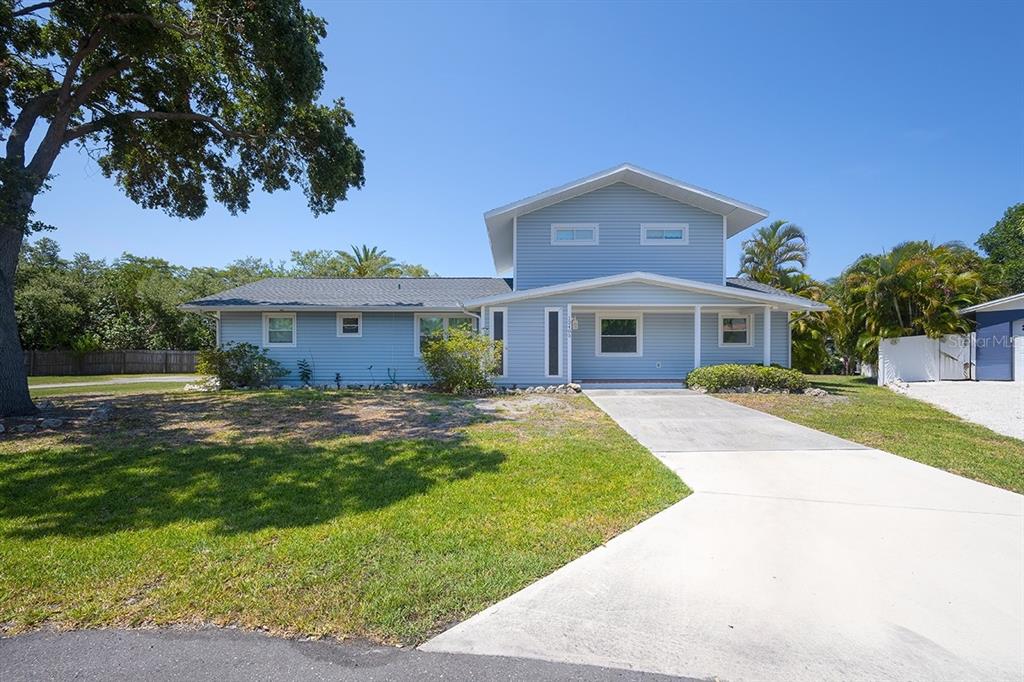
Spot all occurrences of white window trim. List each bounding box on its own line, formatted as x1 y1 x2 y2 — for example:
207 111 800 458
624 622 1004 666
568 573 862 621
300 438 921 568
489 307 508 377
413 313 476 357
262 312 297 348
595 312 644 357
544 307 563 377
718 312 754 348
550 223 599 246
640 222 689 246
336 312 363 338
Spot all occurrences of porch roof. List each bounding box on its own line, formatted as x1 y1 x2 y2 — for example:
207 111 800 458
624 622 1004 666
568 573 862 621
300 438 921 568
465 272 829 311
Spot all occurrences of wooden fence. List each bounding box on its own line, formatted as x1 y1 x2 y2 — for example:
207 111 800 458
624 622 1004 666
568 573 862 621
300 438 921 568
23 350 199 376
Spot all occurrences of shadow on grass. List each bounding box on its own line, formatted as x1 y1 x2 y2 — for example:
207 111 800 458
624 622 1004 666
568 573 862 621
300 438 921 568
809 375 875 396
0 391 506 540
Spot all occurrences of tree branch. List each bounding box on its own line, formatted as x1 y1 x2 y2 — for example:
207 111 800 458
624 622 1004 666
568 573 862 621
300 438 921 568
5 88 59 163
105 12 198 38
69 55 131 106
64 110 248 142
13 1 56 17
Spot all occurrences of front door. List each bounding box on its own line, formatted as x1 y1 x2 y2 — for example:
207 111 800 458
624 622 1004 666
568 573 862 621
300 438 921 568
1013 319 1024 382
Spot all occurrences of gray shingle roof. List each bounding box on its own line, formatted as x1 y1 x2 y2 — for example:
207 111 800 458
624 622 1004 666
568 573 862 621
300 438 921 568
725 277 826 308
183 277 512 310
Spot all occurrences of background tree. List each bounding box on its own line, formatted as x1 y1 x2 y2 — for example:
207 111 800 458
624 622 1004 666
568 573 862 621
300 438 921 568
976 203 1024 293
1 0 365 416
290 245 432 277
738 220 808 287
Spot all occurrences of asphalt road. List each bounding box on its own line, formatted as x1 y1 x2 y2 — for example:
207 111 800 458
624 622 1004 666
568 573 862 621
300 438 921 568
0 628 698 681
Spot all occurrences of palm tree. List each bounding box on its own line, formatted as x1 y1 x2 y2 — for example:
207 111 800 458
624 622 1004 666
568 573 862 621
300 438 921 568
340 245 401 277
841 240 999 363
738 220 808 287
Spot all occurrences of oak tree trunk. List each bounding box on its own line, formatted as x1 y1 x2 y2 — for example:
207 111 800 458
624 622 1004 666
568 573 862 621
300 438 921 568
0 191 36 417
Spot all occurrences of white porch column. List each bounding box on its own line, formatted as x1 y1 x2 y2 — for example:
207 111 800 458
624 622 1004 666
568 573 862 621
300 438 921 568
763 306 772 366
566 304 573 384
693 305 702 369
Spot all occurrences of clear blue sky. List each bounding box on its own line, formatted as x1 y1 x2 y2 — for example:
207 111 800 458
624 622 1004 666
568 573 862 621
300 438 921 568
31 0 1023 281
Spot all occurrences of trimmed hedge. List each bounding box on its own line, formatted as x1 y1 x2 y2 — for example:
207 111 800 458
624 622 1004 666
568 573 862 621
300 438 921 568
686 364 809 393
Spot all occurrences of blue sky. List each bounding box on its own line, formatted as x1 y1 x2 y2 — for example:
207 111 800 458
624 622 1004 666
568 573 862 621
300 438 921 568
31 0 1023 280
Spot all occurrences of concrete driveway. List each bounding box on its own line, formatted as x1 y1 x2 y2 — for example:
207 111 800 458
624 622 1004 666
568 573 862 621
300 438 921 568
904 380 1024 440
423 389 1024 681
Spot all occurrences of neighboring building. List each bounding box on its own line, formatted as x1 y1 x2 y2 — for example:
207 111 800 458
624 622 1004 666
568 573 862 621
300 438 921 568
183 164 826 386
960 293 1024 381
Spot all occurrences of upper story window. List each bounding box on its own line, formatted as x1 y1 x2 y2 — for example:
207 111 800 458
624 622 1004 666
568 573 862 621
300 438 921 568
641 223 688 245
336 312 362 337
263 312 296 347
551 223 598 245
719 313 753 347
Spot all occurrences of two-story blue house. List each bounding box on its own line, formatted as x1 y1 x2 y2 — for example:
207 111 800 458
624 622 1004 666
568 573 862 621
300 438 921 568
184 164 827 386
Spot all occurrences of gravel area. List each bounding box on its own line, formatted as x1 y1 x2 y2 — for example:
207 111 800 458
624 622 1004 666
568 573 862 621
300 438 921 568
904 380 1024 440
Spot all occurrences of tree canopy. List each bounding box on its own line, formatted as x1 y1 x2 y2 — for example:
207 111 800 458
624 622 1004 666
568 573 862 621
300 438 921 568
976 204 1024 294
1 0 366 416
738 220 808 288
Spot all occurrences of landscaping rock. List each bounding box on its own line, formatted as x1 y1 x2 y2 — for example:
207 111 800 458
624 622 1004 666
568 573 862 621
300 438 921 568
86 405 113 424
0 423 6 434
802 387 830 398
39 418 63 429
14 423 36 433
35 400 55 410
183 377 221 392
568 383 582 393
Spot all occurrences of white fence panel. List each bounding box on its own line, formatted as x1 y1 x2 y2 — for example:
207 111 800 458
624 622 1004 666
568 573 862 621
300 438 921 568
878 334 973 385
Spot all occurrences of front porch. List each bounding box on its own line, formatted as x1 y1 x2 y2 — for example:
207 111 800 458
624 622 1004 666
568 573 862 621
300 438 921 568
564 304 784 385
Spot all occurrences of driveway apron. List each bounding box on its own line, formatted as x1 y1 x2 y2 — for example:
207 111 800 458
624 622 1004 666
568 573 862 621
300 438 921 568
423 389 1024 681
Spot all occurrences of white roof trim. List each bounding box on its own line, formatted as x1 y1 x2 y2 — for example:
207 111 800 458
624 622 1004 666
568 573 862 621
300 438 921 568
179 304 468 313
484 163 769 273
465 271 827 311
960 292 1024 314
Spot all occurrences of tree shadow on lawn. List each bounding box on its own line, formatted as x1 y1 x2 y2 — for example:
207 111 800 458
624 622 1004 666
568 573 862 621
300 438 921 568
0 392 506 540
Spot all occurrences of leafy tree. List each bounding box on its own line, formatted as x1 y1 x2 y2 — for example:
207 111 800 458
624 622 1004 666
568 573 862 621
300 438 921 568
738 220 808 287
290 244 432 278
976 203 1024 293
841 241 1000 363
1 0 365 415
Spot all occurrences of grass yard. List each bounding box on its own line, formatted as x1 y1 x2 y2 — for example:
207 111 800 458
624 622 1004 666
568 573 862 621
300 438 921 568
28 374 199 386
30 381 195 398
717 375 1024 494
0 389 686 643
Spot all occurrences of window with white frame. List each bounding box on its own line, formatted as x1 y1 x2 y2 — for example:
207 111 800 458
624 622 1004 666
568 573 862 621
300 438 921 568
596 314 642 356
263 312 296 347
719 313 753 347
550 223 598 245
415 315 476 355
336 312 362 337
641 223 688 245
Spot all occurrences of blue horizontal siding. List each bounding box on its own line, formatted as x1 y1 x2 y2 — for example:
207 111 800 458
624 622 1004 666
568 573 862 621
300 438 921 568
219 311 430 385
571 312 694 380
975 309 1022 380
515 183 725 290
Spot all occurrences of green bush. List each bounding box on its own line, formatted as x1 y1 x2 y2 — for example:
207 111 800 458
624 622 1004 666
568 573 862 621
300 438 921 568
196 342 289 388
686 364 808 393
419 328 502 394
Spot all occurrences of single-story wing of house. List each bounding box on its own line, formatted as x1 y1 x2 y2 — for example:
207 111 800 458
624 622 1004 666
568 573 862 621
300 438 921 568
183 163 827 386
960 292 1024 381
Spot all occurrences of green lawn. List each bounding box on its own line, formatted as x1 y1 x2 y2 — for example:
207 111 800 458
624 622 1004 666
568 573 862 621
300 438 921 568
0 389 687 642
718 375 1024 493
30 381 194 398
28 374 199 385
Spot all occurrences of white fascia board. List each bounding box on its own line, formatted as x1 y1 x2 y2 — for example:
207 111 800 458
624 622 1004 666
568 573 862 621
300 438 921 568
464 271 827 311
178 304 470 313
959 292 1024 314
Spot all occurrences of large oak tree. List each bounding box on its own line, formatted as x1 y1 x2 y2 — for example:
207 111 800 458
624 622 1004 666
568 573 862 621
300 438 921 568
0 0 365 416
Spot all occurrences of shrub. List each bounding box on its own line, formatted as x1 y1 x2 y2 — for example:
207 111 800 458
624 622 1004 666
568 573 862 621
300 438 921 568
419 327 502 394
686 363 808 393
196 342 289 388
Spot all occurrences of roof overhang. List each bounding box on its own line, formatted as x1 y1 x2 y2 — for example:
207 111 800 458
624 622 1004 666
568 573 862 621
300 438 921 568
179 304 469 313
465 271 828 311
484 163 769 274
959 292 1024 315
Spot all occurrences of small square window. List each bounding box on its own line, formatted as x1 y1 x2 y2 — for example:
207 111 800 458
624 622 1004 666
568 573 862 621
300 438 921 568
337 313 362 337
264 313 296 346
720 315 752 346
